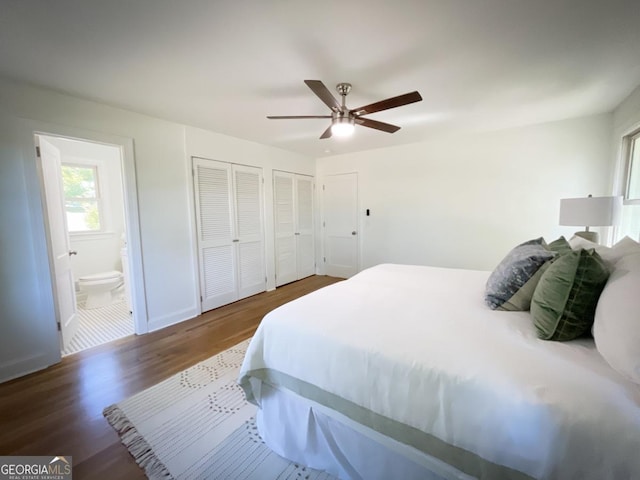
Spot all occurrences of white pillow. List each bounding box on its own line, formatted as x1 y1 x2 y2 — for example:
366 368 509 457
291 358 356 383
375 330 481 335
592 252 640 384
568 235 599 250
610 236 640 263
569 235 640 270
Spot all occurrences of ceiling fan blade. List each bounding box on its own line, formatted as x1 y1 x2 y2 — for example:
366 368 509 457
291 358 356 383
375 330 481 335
355 117 401 133
267 115 332 119
351 91 422 116
305 80 341 113
319 125 333 139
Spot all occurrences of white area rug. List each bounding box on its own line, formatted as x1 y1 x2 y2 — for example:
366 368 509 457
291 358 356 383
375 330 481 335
103 339 336 479
63 300 133 356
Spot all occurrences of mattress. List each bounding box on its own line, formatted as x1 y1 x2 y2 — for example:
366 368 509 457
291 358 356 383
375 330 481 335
239 264 640 479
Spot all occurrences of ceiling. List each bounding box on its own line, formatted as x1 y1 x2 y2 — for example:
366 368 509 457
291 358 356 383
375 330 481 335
1 0 640 158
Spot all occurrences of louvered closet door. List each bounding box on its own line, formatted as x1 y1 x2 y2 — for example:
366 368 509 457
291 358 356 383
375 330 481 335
193 158 238 312
274 172 297 287
233 165 266 300
295 175 315 279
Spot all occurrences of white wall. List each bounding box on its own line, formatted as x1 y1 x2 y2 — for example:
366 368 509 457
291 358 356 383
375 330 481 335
0 113 60 380
0 77 314 382
316 114 613 272
610 84 640 241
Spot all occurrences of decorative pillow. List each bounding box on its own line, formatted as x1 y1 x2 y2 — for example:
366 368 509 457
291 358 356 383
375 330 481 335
568 235 599 251
609 236 640 263
545 236 571 255
485 238 556 311
592 252 640 384
569 235 640 271
531 249 609 341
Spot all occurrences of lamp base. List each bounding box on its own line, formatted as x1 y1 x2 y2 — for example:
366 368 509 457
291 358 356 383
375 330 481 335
574 231 599 244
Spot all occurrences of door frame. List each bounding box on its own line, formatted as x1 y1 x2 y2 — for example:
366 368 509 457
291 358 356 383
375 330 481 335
32 122 148 339
320 172 360 277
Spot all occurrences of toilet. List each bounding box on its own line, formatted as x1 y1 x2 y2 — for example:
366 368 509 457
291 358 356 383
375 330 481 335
78 270 123 309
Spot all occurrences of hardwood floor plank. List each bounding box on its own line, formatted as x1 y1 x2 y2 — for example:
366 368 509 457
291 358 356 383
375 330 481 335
0 275 341 478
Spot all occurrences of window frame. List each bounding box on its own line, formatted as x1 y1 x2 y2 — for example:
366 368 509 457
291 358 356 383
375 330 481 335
623 128 640 205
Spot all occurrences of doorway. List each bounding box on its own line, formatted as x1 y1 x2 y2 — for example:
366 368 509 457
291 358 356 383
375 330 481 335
36 133 140 355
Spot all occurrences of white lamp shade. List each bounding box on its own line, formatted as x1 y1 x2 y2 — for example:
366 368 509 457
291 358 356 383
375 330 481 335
559 195 623 227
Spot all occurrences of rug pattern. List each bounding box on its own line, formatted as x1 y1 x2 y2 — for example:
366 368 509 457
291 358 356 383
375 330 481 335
104 339 335 479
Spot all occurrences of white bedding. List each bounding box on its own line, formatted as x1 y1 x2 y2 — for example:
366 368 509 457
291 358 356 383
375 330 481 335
239 264 640 479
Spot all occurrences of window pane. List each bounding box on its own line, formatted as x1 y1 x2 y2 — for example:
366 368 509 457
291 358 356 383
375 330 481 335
61 165 97 198
61 164 101 232
628 136 640 200
65 200 100 231
617 205 640 242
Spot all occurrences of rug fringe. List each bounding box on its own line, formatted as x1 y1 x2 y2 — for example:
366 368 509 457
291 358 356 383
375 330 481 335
103 404 174 479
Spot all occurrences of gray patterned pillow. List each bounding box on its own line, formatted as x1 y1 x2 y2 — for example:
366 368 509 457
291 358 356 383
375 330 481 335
485 238 556 311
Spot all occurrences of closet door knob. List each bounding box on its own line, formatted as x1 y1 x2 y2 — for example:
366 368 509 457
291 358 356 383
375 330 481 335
69 250 78 256
351 231 357 236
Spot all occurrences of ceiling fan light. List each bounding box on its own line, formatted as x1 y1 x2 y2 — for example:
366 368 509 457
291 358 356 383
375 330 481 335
331 117 355 137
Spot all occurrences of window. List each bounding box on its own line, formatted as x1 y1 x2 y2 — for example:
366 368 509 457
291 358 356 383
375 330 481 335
616 129 640 242
61 163 102 232
625 129 640 203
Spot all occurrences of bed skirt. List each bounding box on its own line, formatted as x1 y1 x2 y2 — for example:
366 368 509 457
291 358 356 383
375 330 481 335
254 381 474 480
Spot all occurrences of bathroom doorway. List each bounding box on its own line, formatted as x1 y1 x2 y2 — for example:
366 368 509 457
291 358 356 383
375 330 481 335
36 133 141 356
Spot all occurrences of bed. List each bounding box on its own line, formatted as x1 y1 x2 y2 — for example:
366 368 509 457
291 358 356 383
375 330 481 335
238 260 640 479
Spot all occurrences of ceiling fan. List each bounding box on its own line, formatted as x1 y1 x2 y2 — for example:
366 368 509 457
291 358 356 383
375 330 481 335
267 80 422 139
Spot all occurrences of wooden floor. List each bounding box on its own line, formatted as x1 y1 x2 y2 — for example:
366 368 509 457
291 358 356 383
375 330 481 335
0 275 341 479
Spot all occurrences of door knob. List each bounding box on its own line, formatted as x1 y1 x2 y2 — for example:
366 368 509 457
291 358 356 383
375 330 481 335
351 231 357 235
69 250 78 256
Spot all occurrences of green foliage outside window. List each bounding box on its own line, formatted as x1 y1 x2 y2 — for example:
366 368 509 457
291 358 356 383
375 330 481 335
61 164 101 231
84 204 100 230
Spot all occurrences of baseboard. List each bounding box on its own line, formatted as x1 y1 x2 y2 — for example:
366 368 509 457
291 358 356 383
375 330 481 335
147 306 199 333
0 351 58 384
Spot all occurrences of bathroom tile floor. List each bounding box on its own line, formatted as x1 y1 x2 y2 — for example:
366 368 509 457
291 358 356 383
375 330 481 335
62 296 134 356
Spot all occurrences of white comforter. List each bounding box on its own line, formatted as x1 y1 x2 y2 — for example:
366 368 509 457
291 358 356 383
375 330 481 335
239 264 640 479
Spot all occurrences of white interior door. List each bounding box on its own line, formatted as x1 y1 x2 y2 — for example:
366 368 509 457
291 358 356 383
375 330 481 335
37 136 78 350
233 165 265 299
295 175 315 279
323 173 359 278
274 172 297 287
193 158 237 311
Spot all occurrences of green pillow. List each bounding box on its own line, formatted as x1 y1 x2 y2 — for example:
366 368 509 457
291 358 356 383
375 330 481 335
531 249 609 341
545 236 571 255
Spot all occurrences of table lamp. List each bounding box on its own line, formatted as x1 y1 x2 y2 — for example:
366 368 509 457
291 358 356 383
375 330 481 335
559 195 622 243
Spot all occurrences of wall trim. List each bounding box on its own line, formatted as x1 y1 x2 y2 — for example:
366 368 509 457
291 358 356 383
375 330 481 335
147 306 199 333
